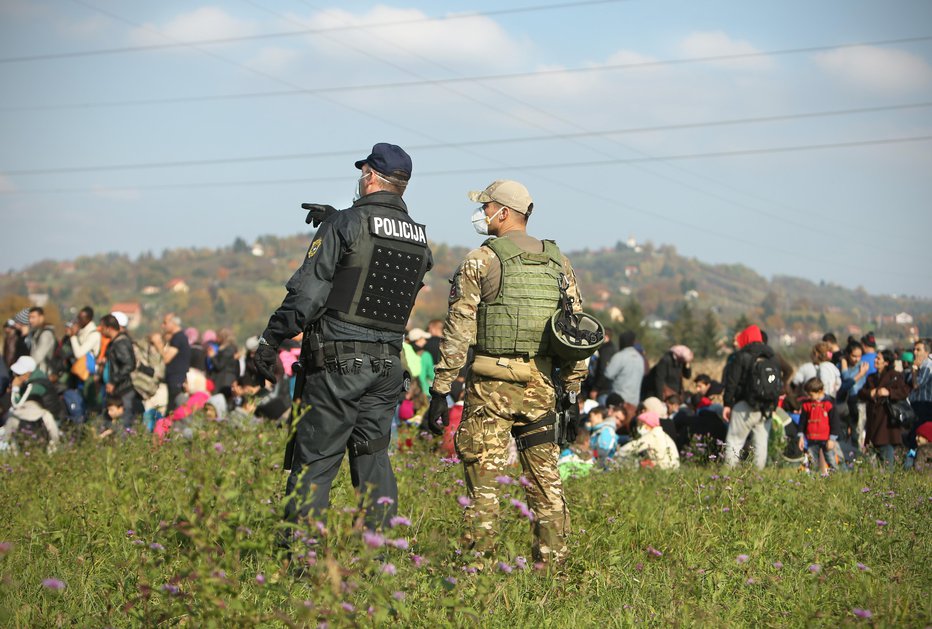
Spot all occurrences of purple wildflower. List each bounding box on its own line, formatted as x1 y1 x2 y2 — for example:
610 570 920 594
809 564 821 573
635 562 644 572
647 546 663 557
852 608 873 619
510 498 535 521
722 507 730 513
495 475 514 485
389 516 411 528
42 578 65 591
746 578 756 584
149 543 165 551
736 554 749 564
392 591 405 601
376 496 395 506
445 576 457 586
856 562 869 571
389 538 409 550
875 520 887 527
381 563 397 576
498 562 513 574
518 475 532 488
861 487 871 493
411 555 424 567
362 531 385 548
773 561 783 569
254 573 265 585
457 496 472 508
213 442 224 454
515 556 528 570
0 542 11 554
126 530 135 537
341 602 355 613
161 583 180 595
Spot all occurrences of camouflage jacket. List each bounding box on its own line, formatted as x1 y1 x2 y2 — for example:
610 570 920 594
432 230 588 395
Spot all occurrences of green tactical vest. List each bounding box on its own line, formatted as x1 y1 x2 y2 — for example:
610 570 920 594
475 236 563 358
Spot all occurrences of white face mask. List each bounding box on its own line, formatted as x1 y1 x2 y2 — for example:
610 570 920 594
471 206 503 235
353 172 369 202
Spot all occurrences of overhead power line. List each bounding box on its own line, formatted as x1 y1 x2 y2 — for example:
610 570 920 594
4 133 929 194
4 102 931 175
3 34 932 112
0 0 628 64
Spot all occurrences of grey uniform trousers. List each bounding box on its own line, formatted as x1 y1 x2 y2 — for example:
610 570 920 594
284 343 402 531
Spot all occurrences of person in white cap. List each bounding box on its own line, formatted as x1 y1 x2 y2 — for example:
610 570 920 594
426 179 590 565
3 355 62 453
111 311 129 330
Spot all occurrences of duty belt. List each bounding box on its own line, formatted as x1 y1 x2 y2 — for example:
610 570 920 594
510 412 558 452
322 340 396 376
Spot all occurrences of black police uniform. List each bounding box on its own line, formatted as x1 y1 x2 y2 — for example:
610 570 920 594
261 190 432 530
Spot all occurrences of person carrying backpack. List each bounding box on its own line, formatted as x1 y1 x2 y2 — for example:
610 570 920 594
722 324 782 469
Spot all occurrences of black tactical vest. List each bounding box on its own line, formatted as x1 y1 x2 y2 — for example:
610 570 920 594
324 200 430 333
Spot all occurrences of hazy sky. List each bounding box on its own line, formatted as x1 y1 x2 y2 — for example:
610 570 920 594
2 0 931 297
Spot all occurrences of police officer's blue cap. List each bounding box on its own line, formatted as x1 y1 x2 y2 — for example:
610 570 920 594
354 143 412 180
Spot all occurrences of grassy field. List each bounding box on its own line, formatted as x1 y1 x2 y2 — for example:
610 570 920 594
0 416 929 628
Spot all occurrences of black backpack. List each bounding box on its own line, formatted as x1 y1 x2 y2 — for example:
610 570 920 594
745 354 782 415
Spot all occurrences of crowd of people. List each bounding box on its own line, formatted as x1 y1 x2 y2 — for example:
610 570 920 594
1 303 930 475
0 306 293 451
566 325 932 475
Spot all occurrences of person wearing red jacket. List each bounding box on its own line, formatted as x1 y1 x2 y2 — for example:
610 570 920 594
797 378 841 471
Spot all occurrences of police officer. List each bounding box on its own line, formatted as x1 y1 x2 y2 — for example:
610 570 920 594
255 143 432 533
426 180 591 565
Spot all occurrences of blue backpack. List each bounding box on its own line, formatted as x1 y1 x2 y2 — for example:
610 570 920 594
63 388 86 424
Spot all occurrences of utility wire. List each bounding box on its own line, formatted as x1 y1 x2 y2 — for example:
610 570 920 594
0 0 629 64
3 35 932 112
5 101 931 175
5 133 929 193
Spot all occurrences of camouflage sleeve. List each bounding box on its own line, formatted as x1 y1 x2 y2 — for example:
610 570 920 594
559 254 589 394
431 247 493 394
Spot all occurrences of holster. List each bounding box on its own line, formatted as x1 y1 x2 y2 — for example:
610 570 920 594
511 412 558 452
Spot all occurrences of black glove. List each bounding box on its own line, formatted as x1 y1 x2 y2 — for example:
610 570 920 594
426 390 450 436
254 341 278 384
562 391 580 445
302 203 337 227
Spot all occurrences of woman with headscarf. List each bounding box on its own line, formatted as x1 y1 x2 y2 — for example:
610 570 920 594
858 349 910 468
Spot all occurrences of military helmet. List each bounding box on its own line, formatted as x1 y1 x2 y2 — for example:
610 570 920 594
548 309 605 362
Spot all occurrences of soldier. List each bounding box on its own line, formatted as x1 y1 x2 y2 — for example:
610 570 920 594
426 179 595 565
255 143 432 537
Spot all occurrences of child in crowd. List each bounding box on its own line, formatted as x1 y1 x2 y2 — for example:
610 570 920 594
98 395 124 440
911 422 932 473
400 379 428 427
617 411 680 470
797 378 840 472
588 406 617 468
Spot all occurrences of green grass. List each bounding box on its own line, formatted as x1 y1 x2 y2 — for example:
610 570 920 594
0 418 929 628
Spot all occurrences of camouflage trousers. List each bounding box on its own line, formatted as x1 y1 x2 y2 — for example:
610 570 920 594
454 356 569 563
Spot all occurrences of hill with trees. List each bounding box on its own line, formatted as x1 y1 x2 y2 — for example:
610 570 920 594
2 232 929 362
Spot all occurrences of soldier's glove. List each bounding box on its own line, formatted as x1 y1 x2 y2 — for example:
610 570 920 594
254 338 278 384
562 391 580 444
426 389 450 436
302 203 337 227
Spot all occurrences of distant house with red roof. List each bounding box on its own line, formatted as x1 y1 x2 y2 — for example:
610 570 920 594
111 302 143 330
